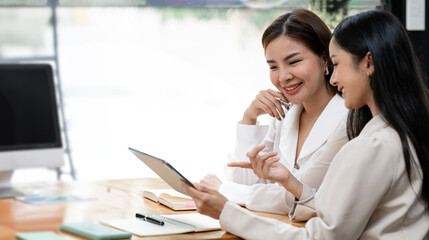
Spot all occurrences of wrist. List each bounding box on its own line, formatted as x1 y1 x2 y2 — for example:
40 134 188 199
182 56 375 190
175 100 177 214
280 175 303 199
242 112 257 125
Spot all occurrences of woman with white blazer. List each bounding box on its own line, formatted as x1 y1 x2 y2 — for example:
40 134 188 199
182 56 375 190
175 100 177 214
200 9 348 214
182 10 429 239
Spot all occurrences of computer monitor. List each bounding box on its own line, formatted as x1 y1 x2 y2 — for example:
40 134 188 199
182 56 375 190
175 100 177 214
0 64 64 198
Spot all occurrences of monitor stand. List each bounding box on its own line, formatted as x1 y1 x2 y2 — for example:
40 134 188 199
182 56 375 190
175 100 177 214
0 170 23 199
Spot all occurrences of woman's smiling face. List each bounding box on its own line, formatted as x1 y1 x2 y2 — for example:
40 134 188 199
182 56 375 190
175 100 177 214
329 38 374 110
265 35 327 105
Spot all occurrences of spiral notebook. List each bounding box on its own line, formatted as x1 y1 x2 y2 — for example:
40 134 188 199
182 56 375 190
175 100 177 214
101 213 220 237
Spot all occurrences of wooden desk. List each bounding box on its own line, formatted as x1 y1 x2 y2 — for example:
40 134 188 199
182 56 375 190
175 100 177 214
0 178 304 239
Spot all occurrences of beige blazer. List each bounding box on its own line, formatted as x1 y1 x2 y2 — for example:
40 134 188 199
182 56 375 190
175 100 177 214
219 115 429 239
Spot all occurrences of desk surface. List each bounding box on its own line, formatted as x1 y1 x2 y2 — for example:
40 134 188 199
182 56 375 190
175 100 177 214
0 178 304 239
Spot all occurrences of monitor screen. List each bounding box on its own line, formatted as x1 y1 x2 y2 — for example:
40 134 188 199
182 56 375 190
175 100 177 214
0 64 62 151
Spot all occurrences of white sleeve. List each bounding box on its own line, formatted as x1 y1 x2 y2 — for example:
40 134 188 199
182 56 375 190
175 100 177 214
218 181 251 206
220 201 305 239
224 120 275 185
245 184 292 214
288 184 317 222
220 119 276 204
220 136 395 240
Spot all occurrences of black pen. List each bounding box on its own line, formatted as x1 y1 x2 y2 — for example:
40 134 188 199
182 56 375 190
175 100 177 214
135 213 165 226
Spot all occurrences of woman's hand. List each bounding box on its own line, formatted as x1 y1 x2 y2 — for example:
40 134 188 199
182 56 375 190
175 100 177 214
228 144 303 198
179 181 228 220
229 144 291 184
200 174 222 191
242 89 288 125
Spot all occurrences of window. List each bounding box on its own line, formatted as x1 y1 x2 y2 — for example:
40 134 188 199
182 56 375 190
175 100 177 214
1 0 383 182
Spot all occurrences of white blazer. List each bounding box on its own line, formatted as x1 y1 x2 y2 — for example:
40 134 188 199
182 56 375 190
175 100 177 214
220 94 348 214
219 115 429 240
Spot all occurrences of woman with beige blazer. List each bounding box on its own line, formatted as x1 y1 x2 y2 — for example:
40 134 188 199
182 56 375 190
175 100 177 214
200 9 348 215
182 10 429 239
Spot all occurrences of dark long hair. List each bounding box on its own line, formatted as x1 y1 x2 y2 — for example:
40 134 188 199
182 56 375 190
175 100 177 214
262 9 338 95
333 10 429 212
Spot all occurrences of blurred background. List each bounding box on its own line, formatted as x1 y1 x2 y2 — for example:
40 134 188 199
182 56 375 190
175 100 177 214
0 0 413 183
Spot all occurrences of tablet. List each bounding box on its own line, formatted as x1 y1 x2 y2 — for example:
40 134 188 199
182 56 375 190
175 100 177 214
128 147 195 196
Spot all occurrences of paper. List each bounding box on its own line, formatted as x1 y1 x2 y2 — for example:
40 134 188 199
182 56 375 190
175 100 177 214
406 0 425 31
101 213 220 237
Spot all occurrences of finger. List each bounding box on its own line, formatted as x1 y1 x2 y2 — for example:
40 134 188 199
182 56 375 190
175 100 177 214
255 99 277 119
194 182 219 195
266 90 286 118
227 162 252 168
259 94 282 120
268 90 291 113
262 157 280 176
251 92 275 118
268 89 289 107
253 153 271 176
254 151 278 173
252 156 264 177
248 144 266 161
255 90 281 119
179 181 201 199
193 182 208 192
179 180 196 191
201 174 213 182
260 151 279 160
267 89 287 101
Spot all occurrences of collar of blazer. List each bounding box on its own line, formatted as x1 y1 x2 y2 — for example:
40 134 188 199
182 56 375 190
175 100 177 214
277 103 302 169
291 94 348 162
359 114 388 137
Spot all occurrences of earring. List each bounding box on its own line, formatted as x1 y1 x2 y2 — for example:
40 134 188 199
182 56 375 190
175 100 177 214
367 73 370 77
325 67 329 75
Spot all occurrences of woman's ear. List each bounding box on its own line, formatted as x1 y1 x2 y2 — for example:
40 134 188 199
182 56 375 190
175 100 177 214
322 52 330 68
365 52 374 76
321 52 331 76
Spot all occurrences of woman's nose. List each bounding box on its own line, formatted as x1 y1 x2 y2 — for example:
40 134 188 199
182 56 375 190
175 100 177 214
329 73 337 86
279 69 292 82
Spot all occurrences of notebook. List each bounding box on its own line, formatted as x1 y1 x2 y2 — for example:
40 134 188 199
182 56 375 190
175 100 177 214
101 213 220 237
60 222 131 240
143 189 196 211
16 231 67 240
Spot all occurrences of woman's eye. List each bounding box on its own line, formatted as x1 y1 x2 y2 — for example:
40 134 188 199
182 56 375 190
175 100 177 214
331 63 338 68
289 60 301 65
270 66 278 70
